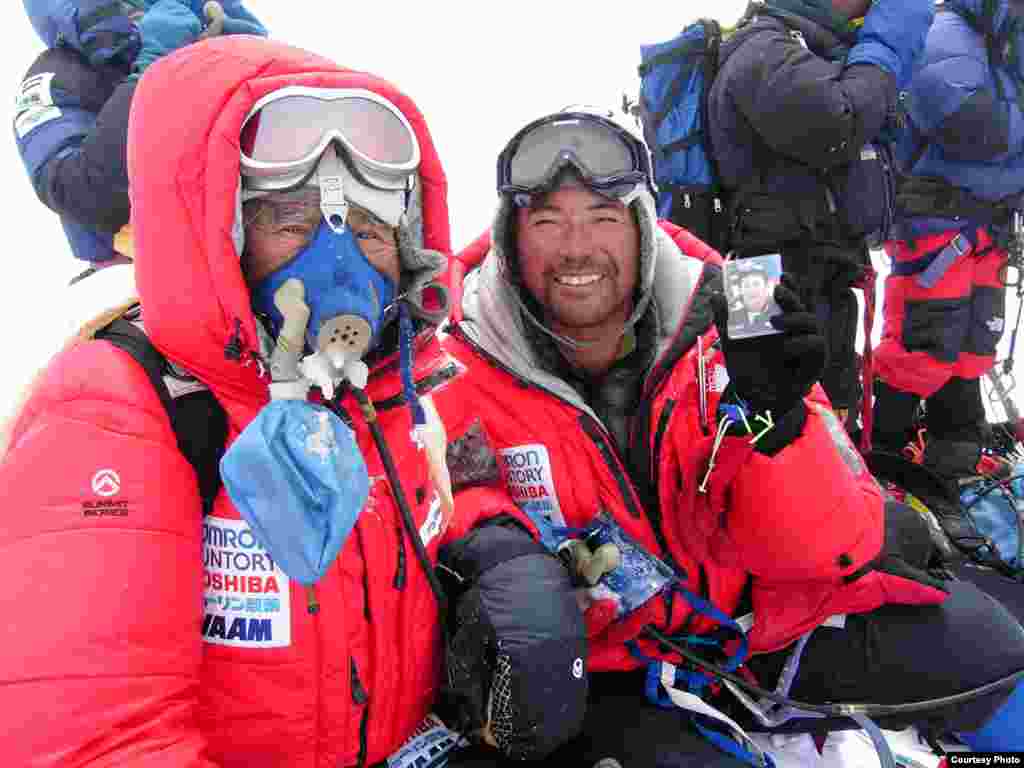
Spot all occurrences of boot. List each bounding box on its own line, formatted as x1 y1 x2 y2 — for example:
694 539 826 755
871 379 922 455
922 377 1005 481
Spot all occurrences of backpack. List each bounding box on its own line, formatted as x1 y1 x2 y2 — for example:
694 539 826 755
94 312 228 514
868 450 1024 581
637 19 729 252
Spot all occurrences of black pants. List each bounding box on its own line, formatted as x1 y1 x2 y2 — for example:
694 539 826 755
747 579 1024 736
449 580 1024 767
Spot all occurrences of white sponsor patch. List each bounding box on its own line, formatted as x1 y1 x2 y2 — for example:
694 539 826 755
387 713 468 768
712 363 730 393
15 104 62 139
15 72 60 139
16 72 55 111
202 516 291 648
419 493 444 547
499 444 564 548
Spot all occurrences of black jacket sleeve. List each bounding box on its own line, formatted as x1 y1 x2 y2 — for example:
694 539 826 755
41 78 135 233
18 49 135 233
728 26 897 170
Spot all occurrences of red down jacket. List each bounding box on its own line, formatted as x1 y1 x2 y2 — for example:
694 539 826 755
0 37 522 768
442 221 948 671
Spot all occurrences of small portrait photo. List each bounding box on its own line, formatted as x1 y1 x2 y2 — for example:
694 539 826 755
723 254 783 340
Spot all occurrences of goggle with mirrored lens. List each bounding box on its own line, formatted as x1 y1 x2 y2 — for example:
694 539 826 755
496 111 655 200
240 86 421 194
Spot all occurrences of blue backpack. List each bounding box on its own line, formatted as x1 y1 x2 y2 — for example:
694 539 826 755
638 19 729 252
960 467 1024 579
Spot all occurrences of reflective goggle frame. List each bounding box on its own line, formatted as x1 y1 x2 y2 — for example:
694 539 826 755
496 111 656 201
240 86 421 194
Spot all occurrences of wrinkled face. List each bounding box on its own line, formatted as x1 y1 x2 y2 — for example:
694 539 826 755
242 190 401 285
515 183 640 340
740 273 770 313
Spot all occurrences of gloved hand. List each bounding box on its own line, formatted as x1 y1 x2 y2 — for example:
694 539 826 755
187 0 269 36
867 499 950 593
711 272 826 426
129 0 203 81
76 0 143 67
846 0 935 87
557 538 622 587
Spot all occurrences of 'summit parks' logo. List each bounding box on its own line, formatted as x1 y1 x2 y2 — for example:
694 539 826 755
91 469 121 497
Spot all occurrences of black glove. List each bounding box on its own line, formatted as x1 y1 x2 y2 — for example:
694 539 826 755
437 520 588 760
711 272 827 452
848 500 951 593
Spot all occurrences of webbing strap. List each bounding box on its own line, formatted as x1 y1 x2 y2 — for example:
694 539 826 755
889 231 975 283
658 662 775 768
859 267 877 455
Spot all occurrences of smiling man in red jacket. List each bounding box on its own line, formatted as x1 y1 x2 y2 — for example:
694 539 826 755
441 108 1024 766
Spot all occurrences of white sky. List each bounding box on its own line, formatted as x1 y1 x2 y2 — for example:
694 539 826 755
0 0 1020 424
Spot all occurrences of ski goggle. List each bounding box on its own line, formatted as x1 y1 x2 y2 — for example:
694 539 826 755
240 86 421 194
496 111 655 200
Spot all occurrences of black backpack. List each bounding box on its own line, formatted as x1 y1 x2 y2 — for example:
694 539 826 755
94 315 228 513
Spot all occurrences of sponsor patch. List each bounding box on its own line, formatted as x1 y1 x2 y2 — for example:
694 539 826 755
202 516 291 648
712 363 730 393
15 73 60 139
499 444 564 549
419 494 444 547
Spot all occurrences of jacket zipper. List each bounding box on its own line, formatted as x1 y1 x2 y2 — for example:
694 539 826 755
579 414 642 519
351 658 369 768
651 399 677 491
454 327 649 523
329 397 407 591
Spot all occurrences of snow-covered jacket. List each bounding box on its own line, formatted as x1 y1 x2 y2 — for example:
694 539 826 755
894 0 1024 236
15 0 140 262
443 221 948 669
0 36 525 768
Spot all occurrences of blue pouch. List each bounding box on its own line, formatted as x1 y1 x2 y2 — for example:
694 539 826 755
552 512 675 621
220 400 370 585
960 464 1024 574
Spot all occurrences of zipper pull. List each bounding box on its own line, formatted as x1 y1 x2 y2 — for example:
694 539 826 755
350 658 369 705
305 584 320 615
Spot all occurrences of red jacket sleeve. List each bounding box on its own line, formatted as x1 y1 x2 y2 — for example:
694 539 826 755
675 394 883 583
0 341 218 766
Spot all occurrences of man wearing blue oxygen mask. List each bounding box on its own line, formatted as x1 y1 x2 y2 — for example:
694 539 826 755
0 37 587 767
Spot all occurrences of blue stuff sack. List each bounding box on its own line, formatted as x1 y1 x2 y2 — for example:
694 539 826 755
960 464 1024 576
220 400 370 585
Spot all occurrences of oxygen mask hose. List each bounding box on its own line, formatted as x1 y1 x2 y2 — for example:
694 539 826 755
351 386 448 616
641 625 1024 717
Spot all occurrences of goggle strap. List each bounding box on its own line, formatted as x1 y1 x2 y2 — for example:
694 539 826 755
317 150 349 232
